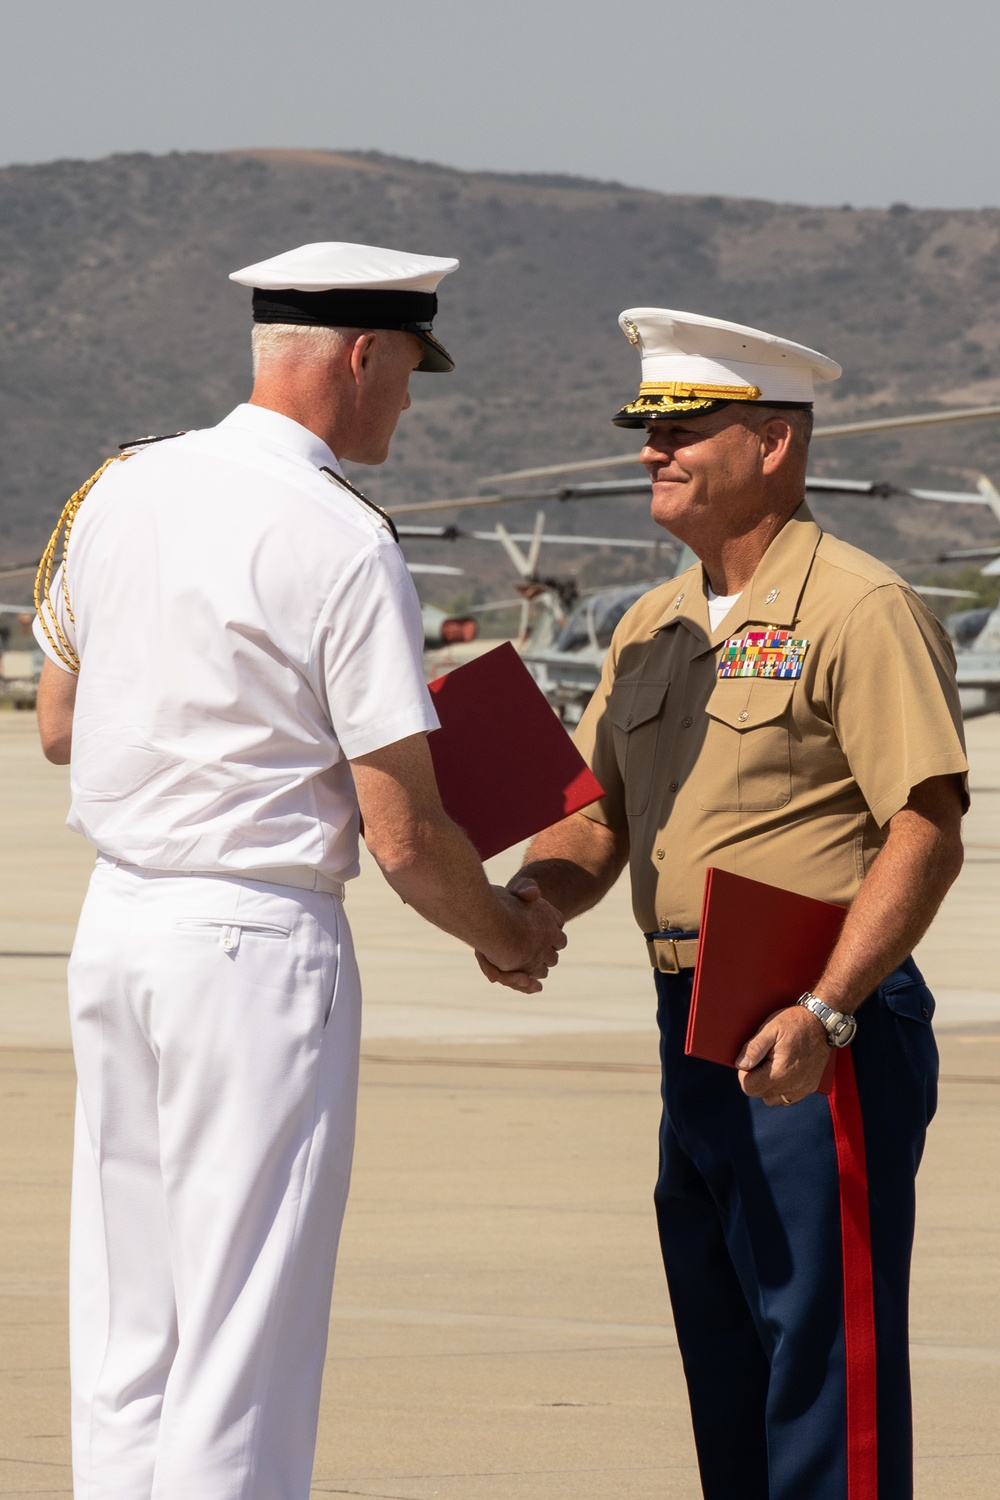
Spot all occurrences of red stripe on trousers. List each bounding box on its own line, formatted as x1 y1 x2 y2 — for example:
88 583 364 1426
828 1051 879 1499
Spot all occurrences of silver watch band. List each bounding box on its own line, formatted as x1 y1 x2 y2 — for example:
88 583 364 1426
796 992 857 1048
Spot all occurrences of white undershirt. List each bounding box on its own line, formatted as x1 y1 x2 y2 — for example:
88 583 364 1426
706 587 743 633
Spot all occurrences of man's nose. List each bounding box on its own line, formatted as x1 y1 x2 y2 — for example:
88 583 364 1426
641 437 674 464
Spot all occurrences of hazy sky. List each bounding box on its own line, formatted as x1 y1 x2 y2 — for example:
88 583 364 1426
2 1 999 208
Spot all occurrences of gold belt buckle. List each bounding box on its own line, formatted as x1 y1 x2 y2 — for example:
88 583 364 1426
653 937 681 974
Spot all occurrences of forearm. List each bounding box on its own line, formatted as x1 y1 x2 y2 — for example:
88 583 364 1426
352 733 565 981
738 777 964 1104
515 812 628 920
371 806 518 955
36 658 77 763
815 794 964 1013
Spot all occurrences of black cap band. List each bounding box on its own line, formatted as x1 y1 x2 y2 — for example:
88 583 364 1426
252 287 438 329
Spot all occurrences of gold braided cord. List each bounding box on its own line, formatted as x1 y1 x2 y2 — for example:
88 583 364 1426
34 455 129 673
638 380 762 402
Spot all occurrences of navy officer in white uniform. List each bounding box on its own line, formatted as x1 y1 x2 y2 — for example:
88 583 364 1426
34 241 566 1500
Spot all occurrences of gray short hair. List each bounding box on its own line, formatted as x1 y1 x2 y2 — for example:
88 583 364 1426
741 404 814 461
250 322 354 375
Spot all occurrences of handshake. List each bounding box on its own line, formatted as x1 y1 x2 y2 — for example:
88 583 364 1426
475 876 567 995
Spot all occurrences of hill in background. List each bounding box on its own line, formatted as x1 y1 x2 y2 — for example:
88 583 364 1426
2 148 1000 605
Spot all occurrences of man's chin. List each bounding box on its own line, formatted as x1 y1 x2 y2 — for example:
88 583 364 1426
650 485 691 527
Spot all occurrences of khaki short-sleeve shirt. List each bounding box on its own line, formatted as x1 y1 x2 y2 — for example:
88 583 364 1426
573 503 969 935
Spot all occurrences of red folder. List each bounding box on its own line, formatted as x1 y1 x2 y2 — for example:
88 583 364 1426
686 867 847 1094
427 642 604 861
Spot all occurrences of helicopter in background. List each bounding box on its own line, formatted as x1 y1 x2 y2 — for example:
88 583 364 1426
392 402 1000 719
0 600 42 707
931 475 1000 716
4 400 1000 715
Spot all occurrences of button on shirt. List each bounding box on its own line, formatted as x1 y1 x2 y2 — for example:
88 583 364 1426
34 404 439 881
573 504 969 934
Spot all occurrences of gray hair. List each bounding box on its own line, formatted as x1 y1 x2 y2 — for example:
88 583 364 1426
250 322 355 375
754 404 814 453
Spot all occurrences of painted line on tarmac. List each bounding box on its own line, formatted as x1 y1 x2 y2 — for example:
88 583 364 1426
5 1286 998 1366
331 1305 1000 1364
361 1054 1000 1086
910 1340 1000 1365
361 1053 659 1076
331 1304 677 1343
0 952 71 959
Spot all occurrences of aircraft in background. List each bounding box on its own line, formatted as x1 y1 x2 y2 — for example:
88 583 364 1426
930 475 1000 716
395 402 1000 718
0 601 41 707
4 401 1000 713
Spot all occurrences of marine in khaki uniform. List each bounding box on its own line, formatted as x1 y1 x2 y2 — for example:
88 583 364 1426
485 309 968 1500
593 503 967 941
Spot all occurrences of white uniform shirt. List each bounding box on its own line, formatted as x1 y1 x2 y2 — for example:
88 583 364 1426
34 404 439 882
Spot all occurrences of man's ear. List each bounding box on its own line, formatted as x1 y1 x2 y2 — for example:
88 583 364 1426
759 417 795 474
349 331 379 385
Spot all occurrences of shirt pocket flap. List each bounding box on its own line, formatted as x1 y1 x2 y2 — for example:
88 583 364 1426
606 677 669 733
705 679 796 732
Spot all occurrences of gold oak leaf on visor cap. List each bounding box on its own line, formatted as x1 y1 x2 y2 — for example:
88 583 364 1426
230 241 460 372
611 307 841 427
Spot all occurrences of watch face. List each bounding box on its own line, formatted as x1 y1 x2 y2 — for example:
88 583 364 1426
831 1014 857 1047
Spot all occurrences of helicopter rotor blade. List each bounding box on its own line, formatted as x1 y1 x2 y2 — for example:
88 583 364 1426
811 405 1000 441
976 474 1000 526
493 521 532 579
478 403 1000 487
394 491 534 515
480 454 644 485
394 474 995 518
525 511 546 577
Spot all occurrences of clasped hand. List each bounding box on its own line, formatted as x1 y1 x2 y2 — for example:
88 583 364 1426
736 1005 832 1105
475 877 567 994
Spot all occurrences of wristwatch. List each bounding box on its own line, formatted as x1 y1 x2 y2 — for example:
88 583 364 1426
796 992 857 1048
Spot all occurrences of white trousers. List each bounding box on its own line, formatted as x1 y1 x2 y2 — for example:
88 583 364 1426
67 858 362 1500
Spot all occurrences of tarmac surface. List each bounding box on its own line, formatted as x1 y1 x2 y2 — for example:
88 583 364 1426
1 710 999 1498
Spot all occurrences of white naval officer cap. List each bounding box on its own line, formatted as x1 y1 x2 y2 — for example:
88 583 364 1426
611 307 841 427
230 241 460 373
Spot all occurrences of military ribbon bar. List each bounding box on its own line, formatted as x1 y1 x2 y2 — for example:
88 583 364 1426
718 628 809 679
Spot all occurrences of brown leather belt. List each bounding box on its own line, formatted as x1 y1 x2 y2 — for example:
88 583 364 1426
645 935 700 973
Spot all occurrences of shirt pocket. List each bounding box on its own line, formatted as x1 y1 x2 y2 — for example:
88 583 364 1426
697 679 796 812
606 677 669 818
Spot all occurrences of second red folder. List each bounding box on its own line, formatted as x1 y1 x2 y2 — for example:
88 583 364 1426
686 867 847 1095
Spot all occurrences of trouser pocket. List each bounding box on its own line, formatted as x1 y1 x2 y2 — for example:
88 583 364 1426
173 919 291 954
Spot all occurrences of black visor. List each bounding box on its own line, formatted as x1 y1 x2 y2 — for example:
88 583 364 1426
251 287 454 372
